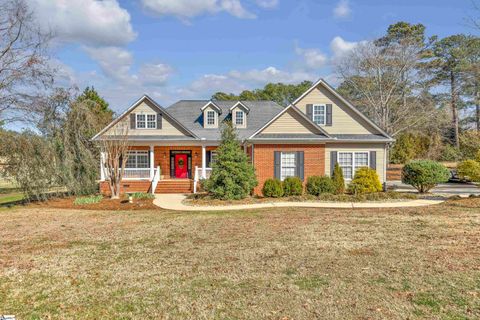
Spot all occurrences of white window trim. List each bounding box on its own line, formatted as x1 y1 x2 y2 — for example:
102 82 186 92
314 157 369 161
136 113 156 129
146 114 157 129
337 151 370 181
210 150 217 166
235 110 245 126
313 104 326 126
206 110 216 127
280 151 296 181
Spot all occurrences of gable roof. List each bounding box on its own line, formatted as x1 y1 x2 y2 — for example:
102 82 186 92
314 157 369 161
166 100 283 141
292 78 393 139
229 101 250 114
200 100 222 114
92 95 198 141
248 104 332 140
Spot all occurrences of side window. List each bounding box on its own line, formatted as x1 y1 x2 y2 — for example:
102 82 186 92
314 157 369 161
280 152 296 181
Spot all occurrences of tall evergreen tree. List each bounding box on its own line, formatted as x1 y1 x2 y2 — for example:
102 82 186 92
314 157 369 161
205 122 257 200
77 86 113 128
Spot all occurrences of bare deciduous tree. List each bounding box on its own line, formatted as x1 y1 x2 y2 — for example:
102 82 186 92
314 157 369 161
0 0 53 123
335 41 435 136
99 124 130 199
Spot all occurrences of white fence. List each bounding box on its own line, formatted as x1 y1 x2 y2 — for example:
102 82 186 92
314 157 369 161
122 168 151 179
193 166 212 193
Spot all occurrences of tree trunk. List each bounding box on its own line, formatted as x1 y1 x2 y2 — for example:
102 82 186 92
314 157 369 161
476 89 480 132
450 71 460 148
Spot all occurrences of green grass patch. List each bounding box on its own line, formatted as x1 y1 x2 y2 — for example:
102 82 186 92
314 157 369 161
294 275 329 290
73 195 103 205
413 292 441 312
129 192 155 200
0 193 24 205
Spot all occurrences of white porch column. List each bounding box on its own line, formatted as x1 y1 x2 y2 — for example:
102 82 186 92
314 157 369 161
100 152 105 181
150 145 154 179
201 144 206 179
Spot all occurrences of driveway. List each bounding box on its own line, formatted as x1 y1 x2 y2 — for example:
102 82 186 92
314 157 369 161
387 181 480 197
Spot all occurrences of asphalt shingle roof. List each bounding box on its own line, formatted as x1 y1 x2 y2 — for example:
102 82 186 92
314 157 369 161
166 100 285 140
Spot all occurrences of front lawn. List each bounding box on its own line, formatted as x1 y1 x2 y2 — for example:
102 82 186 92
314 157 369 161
1 199 479 319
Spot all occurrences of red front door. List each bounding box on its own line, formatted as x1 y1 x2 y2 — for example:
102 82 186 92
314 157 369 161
174 154 188 178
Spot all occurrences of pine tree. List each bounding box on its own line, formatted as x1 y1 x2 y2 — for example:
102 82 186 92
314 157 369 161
205 122 257 200
332 163 345 194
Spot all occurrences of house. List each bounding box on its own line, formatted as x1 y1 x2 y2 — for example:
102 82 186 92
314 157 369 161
93 79 394 195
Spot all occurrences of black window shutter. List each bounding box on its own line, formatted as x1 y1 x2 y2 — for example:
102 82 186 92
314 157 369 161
157 113 162 129
326 104 332 126
206 151 211 167
274 151 281 179
330 151 337 176
130 113 136 129
306 104 313 120
296 151 304 181
370 151 377 170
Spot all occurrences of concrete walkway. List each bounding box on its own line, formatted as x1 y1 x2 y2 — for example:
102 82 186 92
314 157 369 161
153 194 444 211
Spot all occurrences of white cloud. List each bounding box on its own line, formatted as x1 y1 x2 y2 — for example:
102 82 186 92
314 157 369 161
255 0 279 9
28 0 136 47
330 36 361 59
139 63 174 86
295 46 328 69
333 0 351 18
84 46 174 87
141 0 255 20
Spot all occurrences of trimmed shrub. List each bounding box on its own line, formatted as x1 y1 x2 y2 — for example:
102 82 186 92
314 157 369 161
283 177 303 196
347 167 382 194
476 150 480 163
460 131 480 160
262 178 284 198
306 176 335 196
457 160 480 182
402 160 450 193
332 163 345 194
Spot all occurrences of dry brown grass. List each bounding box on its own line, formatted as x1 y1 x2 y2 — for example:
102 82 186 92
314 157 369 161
1 198 480 319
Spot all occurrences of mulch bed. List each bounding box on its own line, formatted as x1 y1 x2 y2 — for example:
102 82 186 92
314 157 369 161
31 196 159 211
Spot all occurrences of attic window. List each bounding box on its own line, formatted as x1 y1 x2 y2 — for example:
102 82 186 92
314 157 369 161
206 110 216 126
235 110 244 126
136 114 146 128
313 105 326 125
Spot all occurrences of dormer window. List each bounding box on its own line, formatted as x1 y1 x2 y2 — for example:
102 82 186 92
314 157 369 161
206 110 216 126
235 110 244 126
201 100 222 128
230 101 249 128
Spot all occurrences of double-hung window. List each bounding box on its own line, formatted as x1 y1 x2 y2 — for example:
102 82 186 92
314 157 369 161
210 151 217 165
206 111 216 126
126 151 149 169
146 114 156 128
313 104 326 125
235 111 244 126
338 151 369 180
280 152 296 181
136 114 146 129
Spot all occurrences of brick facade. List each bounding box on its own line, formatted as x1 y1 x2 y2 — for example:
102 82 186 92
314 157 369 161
252 144 326 195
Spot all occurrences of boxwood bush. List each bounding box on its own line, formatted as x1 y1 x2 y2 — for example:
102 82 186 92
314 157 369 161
402 160 450 193
306 176 336 195
262 178 284 198
457 160 480 182
282 177 303 196
347 167 382 194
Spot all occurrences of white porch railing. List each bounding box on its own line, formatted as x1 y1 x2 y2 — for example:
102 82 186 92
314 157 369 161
122 168 151 179
151 166 160 194
193 166 212 193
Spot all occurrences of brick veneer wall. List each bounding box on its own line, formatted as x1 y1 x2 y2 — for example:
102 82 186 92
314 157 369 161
253 144 326 195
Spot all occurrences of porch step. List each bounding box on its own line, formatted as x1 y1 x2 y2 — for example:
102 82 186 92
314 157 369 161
155 179 193 194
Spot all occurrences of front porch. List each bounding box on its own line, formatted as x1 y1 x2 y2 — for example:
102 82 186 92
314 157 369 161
100 145 217 194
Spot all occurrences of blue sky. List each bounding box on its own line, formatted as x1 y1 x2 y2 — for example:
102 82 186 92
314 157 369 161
29 0 476 113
